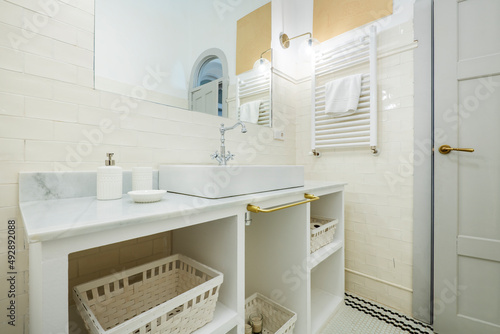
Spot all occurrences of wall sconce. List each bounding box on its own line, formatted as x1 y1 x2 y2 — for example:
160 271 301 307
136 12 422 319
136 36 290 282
279 32 319 49
279 32 319 60
253 48 273 72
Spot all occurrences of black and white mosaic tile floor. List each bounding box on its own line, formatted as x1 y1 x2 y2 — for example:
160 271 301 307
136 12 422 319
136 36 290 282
320 293 435 334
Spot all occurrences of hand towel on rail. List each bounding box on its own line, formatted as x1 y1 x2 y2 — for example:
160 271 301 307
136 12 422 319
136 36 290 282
240 100 261 124
324 74 362 118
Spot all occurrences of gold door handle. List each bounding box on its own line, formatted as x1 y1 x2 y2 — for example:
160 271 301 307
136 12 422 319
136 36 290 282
438 145 474 155
247 193 320 213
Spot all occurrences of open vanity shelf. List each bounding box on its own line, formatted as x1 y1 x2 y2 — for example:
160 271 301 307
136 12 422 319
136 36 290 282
246 188 344 334
20 177 344 334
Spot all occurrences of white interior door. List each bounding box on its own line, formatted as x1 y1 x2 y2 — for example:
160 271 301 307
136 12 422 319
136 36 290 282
434 0 500 333
190 79 221 116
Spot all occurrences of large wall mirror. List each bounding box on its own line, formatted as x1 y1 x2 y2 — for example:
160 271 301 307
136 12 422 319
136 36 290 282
95 0 272 126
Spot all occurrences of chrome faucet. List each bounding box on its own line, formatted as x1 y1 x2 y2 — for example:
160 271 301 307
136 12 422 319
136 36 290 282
211 121 247 165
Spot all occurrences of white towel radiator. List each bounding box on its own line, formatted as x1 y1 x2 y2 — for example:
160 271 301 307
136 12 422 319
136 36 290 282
237 69 272 127
311 26 378 155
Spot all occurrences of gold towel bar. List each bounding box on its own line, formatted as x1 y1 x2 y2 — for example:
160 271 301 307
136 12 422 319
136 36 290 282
247 193 320 213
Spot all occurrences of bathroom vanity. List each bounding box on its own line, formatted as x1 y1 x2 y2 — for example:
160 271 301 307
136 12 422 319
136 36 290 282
19 172 345 334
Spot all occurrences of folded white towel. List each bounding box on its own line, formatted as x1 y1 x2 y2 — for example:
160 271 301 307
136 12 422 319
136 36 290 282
240 100 261 124
324 74 362 117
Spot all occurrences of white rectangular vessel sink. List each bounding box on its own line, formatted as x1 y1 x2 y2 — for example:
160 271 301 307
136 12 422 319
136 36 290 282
159 165 304 199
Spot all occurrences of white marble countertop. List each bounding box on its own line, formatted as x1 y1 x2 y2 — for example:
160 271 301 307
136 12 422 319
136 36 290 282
20 181 345 243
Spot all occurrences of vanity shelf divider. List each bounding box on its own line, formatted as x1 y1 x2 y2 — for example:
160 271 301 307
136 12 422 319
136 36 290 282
308 239 343 270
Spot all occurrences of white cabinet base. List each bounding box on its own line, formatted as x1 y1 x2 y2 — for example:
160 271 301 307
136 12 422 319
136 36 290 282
21 178 344 334
246 185 345 334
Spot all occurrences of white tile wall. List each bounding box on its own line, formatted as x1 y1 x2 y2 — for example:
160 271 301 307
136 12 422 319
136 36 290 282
0 1 296 332
25 96 79 122
296 23 415 316
0 1 417 330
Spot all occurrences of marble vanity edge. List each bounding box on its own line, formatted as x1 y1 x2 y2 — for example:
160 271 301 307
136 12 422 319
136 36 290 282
19 181 346 243
19 171 160 202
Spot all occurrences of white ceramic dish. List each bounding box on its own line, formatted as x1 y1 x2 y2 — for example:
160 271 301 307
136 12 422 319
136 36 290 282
128 190 166 203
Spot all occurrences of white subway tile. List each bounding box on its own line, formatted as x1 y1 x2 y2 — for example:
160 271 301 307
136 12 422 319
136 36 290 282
162 106 193 123
51 161 98 172
77 66 93 87
0 69 52 99
0 1 24 29
25 96 78 122
0 184 18 207
0 22 54 58
56 2 94 32
120 114 154 133
78 105 121 126
0 115 53 140
25 53 78 83
148 119 183 136
152 149 184 165
389 239 412 256
70 0 94 15
0 22 17 48
98 90 123 110
53 41 93 68
379 54 401 69
377 227 403 241
136 132 172 149
120 147 153 163
76 29 93 51
53 81 100 107
25 139 121 164
0 92 24 117
5 0 46 15
41 15 79 45
0 46 24 73
177 122 220 140
101 129 138 147
0 139 24 161
400 50 413 64
53 121 123 145
0 162 53 184
24 140 66 161
3 4 75 48
18 31 54 58
401 230 412 243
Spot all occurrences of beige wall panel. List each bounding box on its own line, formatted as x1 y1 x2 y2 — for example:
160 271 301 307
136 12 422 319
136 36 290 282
236 2 272 75
314 0 393 42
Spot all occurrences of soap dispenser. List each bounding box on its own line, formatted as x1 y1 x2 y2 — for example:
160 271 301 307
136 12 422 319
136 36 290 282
97 153 123 200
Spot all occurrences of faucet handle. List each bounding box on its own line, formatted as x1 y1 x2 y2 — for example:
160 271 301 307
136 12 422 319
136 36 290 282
226 151 235 161
211 151 219 160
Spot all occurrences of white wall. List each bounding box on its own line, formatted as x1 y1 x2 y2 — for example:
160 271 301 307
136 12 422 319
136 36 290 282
294 0 417 316
0 1 294 332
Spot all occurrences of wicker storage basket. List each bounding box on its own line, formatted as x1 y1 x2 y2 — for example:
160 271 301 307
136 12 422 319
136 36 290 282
245 293 297 334
73 254 223 334
310 216 339 253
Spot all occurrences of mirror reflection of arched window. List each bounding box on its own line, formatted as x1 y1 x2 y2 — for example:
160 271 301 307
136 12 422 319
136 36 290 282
197 58 222 85
189 49 228 118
